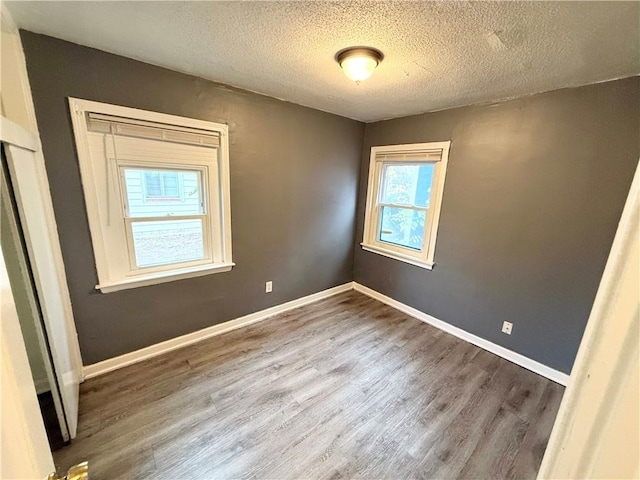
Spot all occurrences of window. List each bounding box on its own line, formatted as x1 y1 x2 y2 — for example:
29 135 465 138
362 142 450 269
123 167 205 269
143 171 182 200
69 98 233 293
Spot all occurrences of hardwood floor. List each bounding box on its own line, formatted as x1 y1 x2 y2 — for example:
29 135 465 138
54 291 564 479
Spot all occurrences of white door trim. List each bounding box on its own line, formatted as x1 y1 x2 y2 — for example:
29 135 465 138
1 6 58 477
0 5 84 438
1 161 71 441
0 116 38 152
2 132 84 438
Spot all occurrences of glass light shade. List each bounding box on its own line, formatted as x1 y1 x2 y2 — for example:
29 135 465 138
340 55 378 81
337 48 383 82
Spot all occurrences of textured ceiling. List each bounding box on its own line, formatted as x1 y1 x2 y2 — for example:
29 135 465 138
7 1 640 122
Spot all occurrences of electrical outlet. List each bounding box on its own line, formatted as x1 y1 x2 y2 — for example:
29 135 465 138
265 281 273 293
502 321 513 335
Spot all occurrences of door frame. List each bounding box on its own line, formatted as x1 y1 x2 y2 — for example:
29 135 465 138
1 116 84 437
1 143 71 442
0 119 57 479
2 3 82 438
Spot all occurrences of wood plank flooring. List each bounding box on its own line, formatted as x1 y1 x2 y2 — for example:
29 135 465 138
53 291 564 479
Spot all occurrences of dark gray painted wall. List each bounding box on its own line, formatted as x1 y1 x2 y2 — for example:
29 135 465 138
20 31 638 374
354 77 640 374
21 31 364 365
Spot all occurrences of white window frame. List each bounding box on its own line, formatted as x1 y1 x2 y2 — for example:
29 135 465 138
119 164 212 273
69 98 234 293
361 141 450 270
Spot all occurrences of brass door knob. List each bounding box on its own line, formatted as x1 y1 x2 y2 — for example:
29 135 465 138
48 461 88 480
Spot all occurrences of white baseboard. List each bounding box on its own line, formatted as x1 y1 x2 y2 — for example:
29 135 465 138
83 280 569 386
83 282 354 379
353 282 569 386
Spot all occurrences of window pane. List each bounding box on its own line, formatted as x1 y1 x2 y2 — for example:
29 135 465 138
160 172 180 198
124 168 203 217
131 219 205 268
378 206 426 251
381 163 434 207
144 172 162 197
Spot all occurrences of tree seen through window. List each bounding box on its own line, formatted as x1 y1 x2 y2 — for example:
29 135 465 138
379 164 434 250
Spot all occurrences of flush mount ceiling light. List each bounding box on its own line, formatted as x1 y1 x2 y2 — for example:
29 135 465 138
336 47 384 83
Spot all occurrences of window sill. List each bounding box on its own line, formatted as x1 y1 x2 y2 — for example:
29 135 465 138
361 243 434 270
96 262 235 293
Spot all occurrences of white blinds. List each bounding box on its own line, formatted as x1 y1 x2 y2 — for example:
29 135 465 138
87 112 220 148
375 150 442 162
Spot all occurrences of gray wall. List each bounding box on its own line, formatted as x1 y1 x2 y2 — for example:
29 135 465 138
354 77 639 374
21 31 364 365
20 31 638 374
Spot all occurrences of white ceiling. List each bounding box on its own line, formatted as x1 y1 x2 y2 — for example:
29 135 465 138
7 1 640 122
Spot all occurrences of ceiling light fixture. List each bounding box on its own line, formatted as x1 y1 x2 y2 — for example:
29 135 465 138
336 47 384 83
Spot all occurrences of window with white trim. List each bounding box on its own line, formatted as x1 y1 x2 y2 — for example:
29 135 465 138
69 98 233 293
362 142 450 270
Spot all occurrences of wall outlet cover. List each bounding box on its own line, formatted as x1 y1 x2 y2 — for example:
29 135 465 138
502 321 513 335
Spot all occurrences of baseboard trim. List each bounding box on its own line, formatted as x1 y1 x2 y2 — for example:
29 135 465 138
84 280 569 386
83 282 354 379
353 282 569 386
